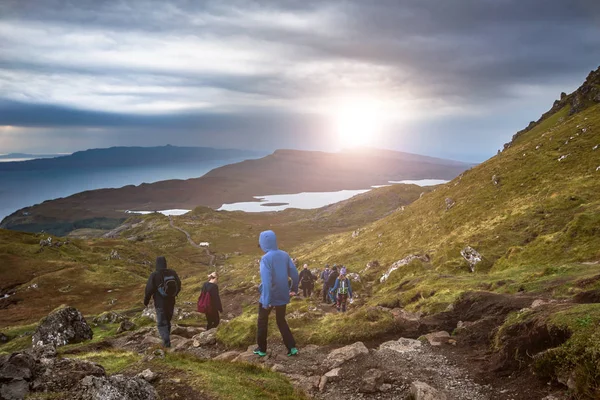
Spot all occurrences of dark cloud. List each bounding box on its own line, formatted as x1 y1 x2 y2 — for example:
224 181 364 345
1 0 599 161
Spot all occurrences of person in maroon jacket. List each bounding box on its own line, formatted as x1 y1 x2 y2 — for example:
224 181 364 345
201 272 223 330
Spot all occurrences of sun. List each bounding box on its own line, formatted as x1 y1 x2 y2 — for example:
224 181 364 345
333 97 384 148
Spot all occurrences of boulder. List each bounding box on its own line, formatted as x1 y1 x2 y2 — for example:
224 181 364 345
117 320 136 334
318 375 328 392
410 381 447 400
92 311 125 325
423 331 451 346
361 368 384 393
286 374 320 394
136 369 158 383
213 351 241 362
33 357 105 392
378 338 422 354
192 328 217 347
32 306 93 348
73 375 158 400
445 198 455 210
324 368 342 381
171 325 203 339
325 342 369 368
0 380 29 400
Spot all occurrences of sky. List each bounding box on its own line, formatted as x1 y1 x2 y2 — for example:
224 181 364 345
1 0 599 162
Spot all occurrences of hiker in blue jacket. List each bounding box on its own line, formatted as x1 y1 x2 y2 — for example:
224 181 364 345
331 272 353 312
254 230 299 357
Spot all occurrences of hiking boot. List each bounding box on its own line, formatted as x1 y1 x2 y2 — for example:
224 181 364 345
253 348 267 357
287 347 299 357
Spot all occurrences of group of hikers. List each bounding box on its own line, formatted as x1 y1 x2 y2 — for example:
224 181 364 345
143 230 353 357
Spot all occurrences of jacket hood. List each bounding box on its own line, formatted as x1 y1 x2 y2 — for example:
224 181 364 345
259 230 278 253
156 256 167 271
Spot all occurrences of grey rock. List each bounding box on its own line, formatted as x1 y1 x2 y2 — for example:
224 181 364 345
410 381 448 400
324 368 342 381
0 379 30 400
32 357 105 392
171 325 203 339
445 198 455 210
92 311 125 325
380 383 392 392
117 320 136 334
271 364 285 373
361 368 383 393
213 351 241 362
378 338 422 354
325 342 369 368
460 246 482 272
192 328 217 347
423 331 451 346
318 375 328 392
32 306 93 348
73 375 158 400
136 369 158 383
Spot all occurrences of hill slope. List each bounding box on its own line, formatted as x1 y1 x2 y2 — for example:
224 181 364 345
1 148 469 235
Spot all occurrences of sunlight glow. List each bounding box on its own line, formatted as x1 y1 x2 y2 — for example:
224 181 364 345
333 97 385 148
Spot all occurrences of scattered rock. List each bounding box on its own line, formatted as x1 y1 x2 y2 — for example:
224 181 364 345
171 325 203 339
423 331 451 346
271 364 285 373
107 249 121 260
361 368 384 393
445 197 455 210
192 328 217 347
492 174 500 185
456 320 475 330
324 368 342 381
325 342 369 368
32 306 93 348
117 320 136 334
213 351 241 362
380 383 392 392
410 381 448 400
531 299 549 309
73 374 158 400
346 272 361 282
352 230 360 238
93 311 125 325
378 337 422 354
136 369 158 383
460 246 482 272
318 375 327 391
557 154 569 162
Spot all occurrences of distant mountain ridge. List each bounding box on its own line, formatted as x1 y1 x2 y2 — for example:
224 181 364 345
0 148 471 234
0 145 264 171
0 153 61 161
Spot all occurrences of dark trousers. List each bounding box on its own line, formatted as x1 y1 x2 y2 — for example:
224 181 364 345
257 303 296 352
206 310 220 330
322 284 330 303
154 296 175 347
302 285 313 298
337 293 348 312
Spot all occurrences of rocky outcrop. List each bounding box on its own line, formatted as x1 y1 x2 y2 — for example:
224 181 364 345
380 255 430 283
460 246 482 272
32 306 93 348
72 375 158 400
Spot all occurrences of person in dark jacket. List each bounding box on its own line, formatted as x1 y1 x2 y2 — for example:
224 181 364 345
331 273 353 312
201 272 223 330
326 266 339 304
320 265 331 303
298 264 315 298
143 256 181 348
254 230 299 357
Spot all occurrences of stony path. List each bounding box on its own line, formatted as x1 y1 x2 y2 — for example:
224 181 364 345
168 216 215 266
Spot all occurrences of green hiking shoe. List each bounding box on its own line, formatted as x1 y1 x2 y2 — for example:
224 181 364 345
253 348 267 357
287 347 298 357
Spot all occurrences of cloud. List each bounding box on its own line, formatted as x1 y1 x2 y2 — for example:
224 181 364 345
1 0 599 161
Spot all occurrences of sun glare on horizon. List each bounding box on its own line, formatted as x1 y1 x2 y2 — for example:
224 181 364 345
333 97 385 148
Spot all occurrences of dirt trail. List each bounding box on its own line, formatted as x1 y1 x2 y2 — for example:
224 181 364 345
168 216 215 266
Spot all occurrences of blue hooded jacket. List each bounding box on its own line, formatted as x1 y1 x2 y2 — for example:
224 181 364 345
258 230 298 307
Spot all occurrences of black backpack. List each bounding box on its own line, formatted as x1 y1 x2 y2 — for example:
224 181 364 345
158 271 178 297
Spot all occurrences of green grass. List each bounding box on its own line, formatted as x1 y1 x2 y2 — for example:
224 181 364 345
68 349 141 374
159 353 307 400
